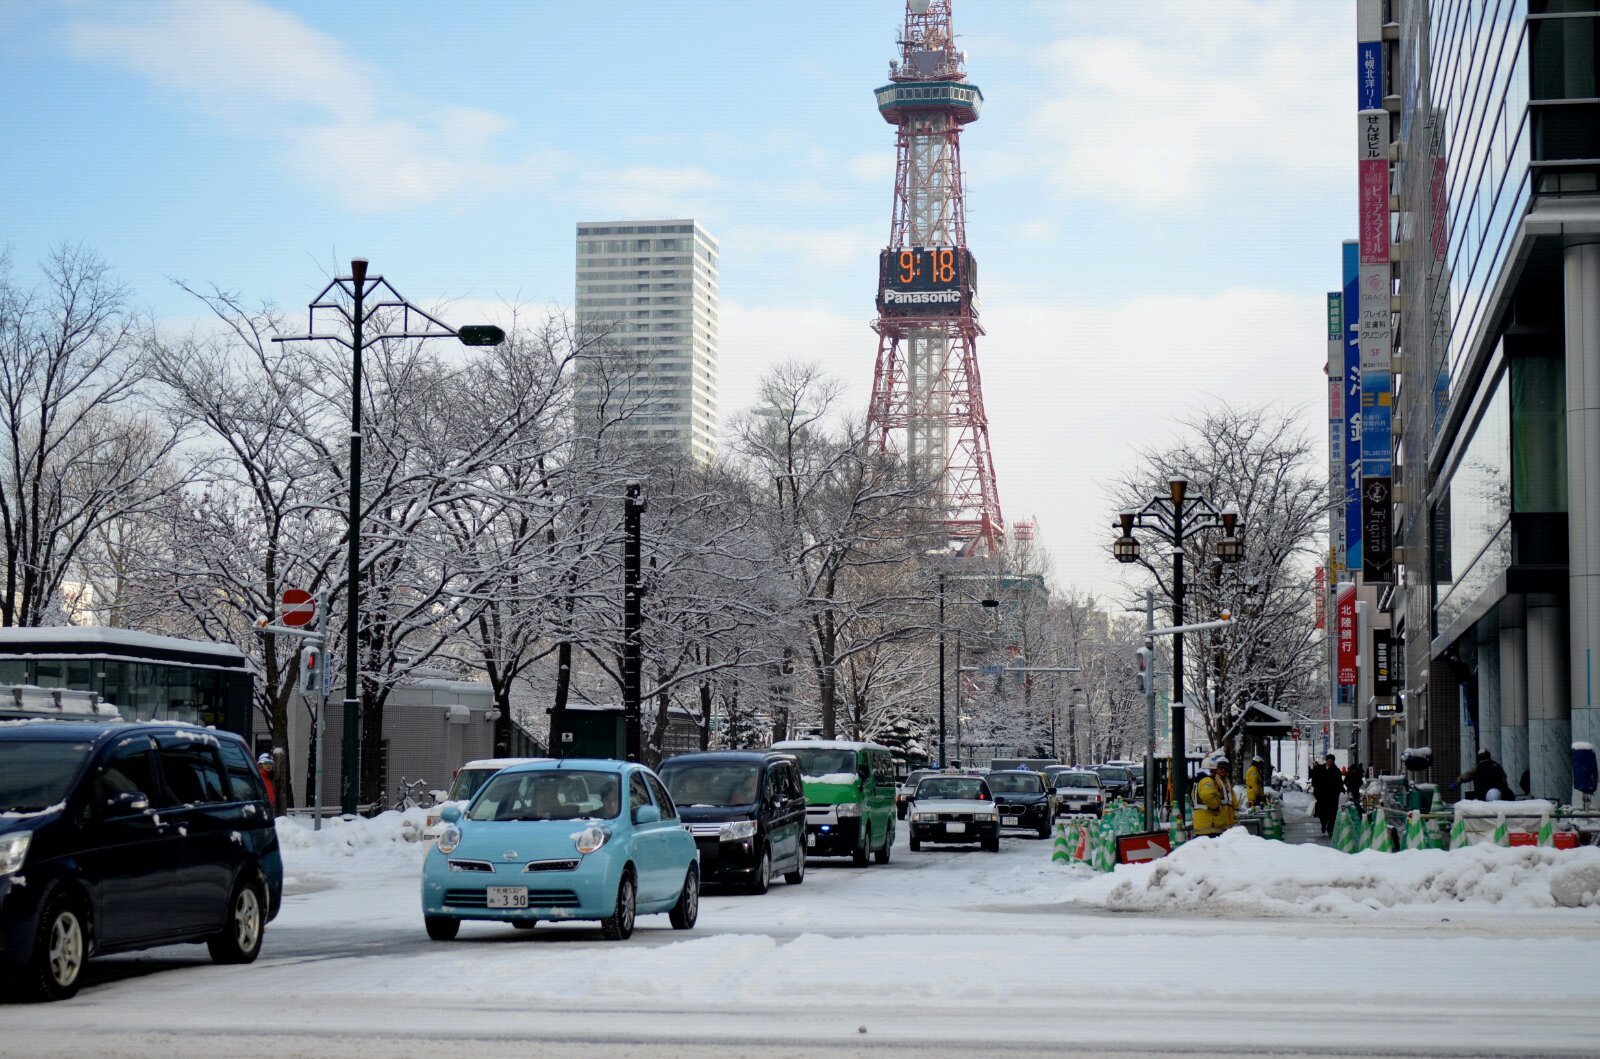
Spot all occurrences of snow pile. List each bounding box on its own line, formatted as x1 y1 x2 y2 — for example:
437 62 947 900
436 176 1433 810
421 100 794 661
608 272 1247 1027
1452 798 1557 818
1281 790 1315 817
275 809 431 884
1067 828 1600 916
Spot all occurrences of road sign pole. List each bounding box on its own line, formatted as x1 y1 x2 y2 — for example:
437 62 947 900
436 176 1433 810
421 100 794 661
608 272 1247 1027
1144 589 1157 829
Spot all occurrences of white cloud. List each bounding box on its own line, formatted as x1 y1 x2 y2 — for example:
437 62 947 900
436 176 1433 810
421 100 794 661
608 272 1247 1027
719 287 1327 600
570 166 728 220
1000 1 1347 210
67 0 560 212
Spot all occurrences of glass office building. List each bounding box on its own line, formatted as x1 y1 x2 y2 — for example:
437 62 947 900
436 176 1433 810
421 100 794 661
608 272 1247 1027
1387 0 1600 799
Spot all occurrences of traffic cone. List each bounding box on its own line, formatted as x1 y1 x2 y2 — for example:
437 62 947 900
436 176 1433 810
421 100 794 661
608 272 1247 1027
1449 813 1469 850
1073 821 1090 863
1052 820 1071 863
1405 810 1425 851
1168 804 1187 850
1370 812 1394 853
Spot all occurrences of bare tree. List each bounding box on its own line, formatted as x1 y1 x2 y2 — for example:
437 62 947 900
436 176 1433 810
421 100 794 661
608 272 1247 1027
0 245 183 626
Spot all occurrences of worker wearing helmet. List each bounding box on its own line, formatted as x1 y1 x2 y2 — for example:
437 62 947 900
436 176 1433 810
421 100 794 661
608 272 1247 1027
1244 754 1265 809
1193 756 1237 836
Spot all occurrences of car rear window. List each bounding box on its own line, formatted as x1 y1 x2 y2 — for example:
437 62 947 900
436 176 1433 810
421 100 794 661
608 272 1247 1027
0 740 93 812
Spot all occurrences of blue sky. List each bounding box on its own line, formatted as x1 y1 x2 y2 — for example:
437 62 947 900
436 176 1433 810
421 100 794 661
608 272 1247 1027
0 0 1353 598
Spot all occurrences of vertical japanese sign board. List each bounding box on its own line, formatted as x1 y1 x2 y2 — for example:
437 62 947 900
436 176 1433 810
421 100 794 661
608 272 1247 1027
1372 629 1398 713
1327 292 1345 578
1342 242 1362 575
1358 107 1394 584
1336 586 1359 686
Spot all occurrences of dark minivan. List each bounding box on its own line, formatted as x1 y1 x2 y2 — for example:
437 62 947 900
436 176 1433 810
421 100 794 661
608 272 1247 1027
0 721 283 1000
658 751 807 894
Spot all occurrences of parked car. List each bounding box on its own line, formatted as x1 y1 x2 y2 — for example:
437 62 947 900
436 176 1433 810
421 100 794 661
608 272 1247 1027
658 751 806 893
422 757 547 839
897 769 939 819
1050 770 1106 816
421 759 698 941
985 770 1054 837
906 775 1000 852
0 720 283 1001
1093 764 1138 801
771 740 896 866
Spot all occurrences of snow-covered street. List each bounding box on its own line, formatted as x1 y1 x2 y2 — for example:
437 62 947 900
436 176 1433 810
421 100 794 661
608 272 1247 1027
5 812 1600 1056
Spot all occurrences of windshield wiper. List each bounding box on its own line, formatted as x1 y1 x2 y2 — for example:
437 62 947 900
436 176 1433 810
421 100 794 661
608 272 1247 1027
0 804 46 813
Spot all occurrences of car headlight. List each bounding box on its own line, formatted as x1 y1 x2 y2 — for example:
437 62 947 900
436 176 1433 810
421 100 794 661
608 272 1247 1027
974 810 998 821
574 825 610 855
0 831 31 876
833 802 863 817
913 811 936 822
719 819 758 842
437 825 461 855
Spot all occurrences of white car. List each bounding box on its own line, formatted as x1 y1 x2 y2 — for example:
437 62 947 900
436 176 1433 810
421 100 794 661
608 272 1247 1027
1051 770 1106 817
906 775 1001 852
422 757 547 839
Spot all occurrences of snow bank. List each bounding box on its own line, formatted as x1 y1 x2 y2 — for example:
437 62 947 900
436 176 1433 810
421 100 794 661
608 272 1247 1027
1066 828 1600 916
275 809 430 886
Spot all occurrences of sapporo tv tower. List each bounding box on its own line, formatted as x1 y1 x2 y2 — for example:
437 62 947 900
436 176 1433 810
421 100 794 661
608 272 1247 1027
868 0 1004 554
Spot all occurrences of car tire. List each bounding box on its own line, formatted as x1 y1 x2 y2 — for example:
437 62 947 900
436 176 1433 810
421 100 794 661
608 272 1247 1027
207 877 266 964
909 835 921 852
982 835 1000 852
601 871 636 941
874 820 892 864
669 867 699 930
425 915 460 941
1037 821 1052 839
512 919 538 930
23 892 87 1002
783 845 805 885
852 824 871 867
747 845 772 895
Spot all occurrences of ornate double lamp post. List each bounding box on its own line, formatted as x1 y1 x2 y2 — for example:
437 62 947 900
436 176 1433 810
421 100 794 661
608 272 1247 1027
1112 476 1243 824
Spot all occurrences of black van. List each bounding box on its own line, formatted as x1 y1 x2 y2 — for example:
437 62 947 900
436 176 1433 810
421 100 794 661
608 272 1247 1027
0 721 283 1000
658 751 807 894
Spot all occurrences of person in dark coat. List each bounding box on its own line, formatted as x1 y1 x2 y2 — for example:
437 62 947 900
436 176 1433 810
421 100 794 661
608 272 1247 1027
1343 763 1364 807
1457 749 1512 801
1309 753 1343 835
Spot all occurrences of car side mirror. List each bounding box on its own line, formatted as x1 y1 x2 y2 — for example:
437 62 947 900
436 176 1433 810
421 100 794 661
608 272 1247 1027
106 790 150 814
439 804 462 824
634 804 661 825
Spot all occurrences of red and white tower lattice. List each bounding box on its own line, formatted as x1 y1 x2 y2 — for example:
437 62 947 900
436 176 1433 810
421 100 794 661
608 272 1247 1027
868 0 1003 553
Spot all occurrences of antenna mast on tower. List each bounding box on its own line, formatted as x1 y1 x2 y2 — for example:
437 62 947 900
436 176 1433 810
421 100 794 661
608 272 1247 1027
868 0 1004 554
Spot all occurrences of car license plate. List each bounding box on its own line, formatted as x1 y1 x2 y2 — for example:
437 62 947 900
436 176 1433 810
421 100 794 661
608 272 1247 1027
486 886 528 909
946 821 966 833
807 833 816 848
1002 816 1019 825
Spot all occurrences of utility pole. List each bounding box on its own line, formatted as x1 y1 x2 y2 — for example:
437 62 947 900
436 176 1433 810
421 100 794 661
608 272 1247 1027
622 481 646 761
1144 589 1157 828
938 573 947 768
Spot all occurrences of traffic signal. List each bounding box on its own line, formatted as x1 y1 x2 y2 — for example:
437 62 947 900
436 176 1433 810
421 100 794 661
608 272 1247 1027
300 646 322 694
1135 646 1153 695
457 325 506 347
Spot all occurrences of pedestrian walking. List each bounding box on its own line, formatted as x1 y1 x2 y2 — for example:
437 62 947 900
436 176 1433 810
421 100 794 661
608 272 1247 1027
257 752 277 810
1343 762 1363 807
1310 753 1342 835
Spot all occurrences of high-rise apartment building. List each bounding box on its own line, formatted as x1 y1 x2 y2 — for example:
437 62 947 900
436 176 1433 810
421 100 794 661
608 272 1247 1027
574 220 719 464
1340 0 1600 800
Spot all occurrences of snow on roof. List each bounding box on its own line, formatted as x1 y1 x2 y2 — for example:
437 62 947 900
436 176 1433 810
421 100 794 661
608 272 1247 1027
772 739 892 753
0 626 246 661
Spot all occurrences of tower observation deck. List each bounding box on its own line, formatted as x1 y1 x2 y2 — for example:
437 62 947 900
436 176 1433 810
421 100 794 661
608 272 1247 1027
868 0 1003 554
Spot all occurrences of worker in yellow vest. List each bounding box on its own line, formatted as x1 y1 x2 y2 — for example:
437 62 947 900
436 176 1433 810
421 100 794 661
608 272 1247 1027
1193 757 1237 836
1244 755 1265 809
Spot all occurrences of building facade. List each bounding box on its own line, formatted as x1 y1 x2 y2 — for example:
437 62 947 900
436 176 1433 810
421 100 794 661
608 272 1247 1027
1368 0 1600 800
575 220 719 465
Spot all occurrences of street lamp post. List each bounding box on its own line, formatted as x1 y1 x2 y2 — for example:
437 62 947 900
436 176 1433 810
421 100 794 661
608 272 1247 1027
1112 475 1243 826
275 259 504 814
936 572 998 769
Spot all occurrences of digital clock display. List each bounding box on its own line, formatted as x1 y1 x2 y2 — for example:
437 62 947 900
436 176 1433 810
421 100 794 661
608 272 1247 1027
877 246 976 315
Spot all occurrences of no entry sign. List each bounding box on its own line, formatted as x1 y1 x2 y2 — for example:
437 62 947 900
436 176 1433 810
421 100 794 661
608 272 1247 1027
279 588 316 628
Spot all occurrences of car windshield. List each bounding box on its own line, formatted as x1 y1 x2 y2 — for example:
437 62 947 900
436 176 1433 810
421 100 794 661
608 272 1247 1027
661 763 761 807
915 777 988 801
987 773 1044 794
1056 773 1100 789
785 747 859 780
0 740 93 812
467 770 621 822
448 768 502 802
1097 767 1131 782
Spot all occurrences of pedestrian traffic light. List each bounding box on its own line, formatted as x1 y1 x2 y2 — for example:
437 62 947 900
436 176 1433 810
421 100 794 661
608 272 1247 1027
300 646 321 694
1135 646 1153 695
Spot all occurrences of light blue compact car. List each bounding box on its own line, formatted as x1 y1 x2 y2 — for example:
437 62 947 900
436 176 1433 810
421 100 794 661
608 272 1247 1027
420 759 699 941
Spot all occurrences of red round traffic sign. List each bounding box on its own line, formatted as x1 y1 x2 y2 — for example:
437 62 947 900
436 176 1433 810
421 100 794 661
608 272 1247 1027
280 588 316 628
1291 726 1301 740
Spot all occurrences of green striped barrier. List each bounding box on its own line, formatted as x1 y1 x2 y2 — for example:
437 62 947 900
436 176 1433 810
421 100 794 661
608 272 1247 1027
1538 815 1555 847
1368 811 1395 852
1261 801 1284 840
1449 813 1469 850
1331 805 1360 853
1404 810 1425 851
1052 819 1072 863
1491 814 1509 847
